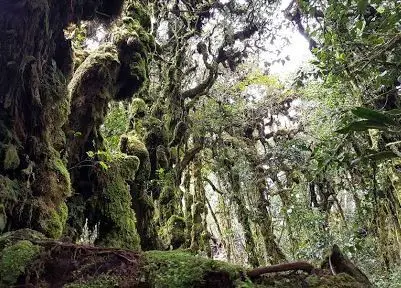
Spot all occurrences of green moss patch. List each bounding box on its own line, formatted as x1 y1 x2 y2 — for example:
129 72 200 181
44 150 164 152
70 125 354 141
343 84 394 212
41 202 68 239
160 215 186 249
95 154 141 250
143 250 245 288
0 240 40 286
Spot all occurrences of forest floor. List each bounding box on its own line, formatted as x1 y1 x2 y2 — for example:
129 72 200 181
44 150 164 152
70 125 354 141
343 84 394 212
0 229 372 287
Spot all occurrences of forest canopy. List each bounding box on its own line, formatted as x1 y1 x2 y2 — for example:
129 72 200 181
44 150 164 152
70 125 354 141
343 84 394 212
0 0 400 287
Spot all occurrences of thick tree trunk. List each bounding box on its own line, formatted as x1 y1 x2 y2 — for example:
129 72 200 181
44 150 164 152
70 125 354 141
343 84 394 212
0 0 112 238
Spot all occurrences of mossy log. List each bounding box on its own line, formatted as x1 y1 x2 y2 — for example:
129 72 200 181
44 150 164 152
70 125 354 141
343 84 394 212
0 230 372 288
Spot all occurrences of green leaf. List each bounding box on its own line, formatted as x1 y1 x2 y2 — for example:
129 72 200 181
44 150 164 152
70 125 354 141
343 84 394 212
86 151 95 158
351 107 396 125
98 161 109 170
336 120 388 133
355 19 365 31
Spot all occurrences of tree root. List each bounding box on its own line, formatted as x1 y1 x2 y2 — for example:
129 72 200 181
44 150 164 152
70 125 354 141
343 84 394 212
247 261 315 278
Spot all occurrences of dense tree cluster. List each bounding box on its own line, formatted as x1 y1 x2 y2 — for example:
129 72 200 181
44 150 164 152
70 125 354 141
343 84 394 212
0 0 400 287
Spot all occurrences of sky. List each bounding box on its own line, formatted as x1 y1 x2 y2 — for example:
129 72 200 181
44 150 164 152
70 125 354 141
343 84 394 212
265 0 313 78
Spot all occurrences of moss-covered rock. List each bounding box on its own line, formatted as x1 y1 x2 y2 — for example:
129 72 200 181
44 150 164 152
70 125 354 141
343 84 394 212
0 240 40 286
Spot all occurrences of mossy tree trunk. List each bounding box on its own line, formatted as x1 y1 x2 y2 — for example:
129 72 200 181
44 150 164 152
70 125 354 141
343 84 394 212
228 168 260 268
0 0 123 238
190 157 209 254
254 166 286 265
65 1 154 249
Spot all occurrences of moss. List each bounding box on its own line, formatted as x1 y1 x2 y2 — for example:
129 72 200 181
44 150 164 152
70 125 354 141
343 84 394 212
120 133 150 182
159 186 180 224
190 202 206 251
68 44 120 100
0 175 19 201
95 155 141 250
169 121 188 147
52 155 72 197
126 1 152 30
0 229 45 251
3 144 20 170
306 273 365 288
41 64 70 149
131 98 148 118
0 176 21 232
41 202 68 239
143 250 244 288
160 215 186 249
0 204 5 232
113 15 152 100
0 240 40 286
64 275 121 288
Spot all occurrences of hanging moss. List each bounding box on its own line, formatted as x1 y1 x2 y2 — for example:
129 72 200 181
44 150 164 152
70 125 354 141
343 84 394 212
0 240 40 286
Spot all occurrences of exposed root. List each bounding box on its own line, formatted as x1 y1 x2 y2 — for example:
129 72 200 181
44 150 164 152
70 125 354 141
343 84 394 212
247 261 315 278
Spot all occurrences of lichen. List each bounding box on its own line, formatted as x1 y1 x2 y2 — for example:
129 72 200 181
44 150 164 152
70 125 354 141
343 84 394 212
0 240 40 286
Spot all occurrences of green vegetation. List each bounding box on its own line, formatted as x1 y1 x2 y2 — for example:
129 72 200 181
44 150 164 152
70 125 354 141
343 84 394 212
143 251 245 288
0 0 400 287
0 240 40 286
